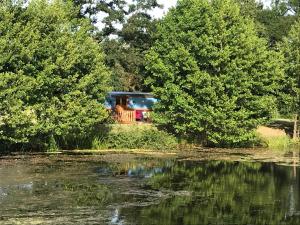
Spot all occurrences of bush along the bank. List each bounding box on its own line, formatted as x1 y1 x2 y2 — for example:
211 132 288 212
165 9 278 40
92 125 178 150
0 0 111 152
145 0 284 147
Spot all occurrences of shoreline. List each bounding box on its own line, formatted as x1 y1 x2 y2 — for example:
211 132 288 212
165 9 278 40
0 147 299 166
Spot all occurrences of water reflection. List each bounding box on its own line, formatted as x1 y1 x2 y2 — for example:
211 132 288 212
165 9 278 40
287 150 300 218
0 157 299 224
129 161 300 225
110 208 124 225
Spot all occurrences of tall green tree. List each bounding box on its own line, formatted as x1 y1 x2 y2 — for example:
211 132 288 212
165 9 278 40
235 0 263 18
73 0 128 36
72 0 161 91
289 0 300 14
258 1 297 46
103 12 158 91
235 0 297 46
272 0 300 15
0 0 111 150
234 0 271 41
280 19 300 115
146 0 284 147
73 0 161 37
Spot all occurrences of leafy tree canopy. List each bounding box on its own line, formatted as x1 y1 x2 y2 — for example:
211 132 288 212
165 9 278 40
0 0 111 150
73 0 161 37
235 0 297 46
72 0 162 91
146 0 284 147
280 19 300 115
257 0 298 46
103 12 158 91
271 0 300 15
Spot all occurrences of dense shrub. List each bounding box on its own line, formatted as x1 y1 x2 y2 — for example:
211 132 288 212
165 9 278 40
92 125 178 150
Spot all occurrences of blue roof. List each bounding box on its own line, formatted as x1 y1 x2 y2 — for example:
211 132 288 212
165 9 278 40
108 91 154 97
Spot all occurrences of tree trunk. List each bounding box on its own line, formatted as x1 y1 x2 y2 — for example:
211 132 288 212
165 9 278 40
293 114 299 140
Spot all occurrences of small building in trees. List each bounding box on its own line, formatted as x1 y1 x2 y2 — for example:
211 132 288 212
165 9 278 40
105 92 158 123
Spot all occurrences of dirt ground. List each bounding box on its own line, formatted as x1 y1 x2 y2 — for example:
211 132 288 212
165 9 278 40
257 126 287 138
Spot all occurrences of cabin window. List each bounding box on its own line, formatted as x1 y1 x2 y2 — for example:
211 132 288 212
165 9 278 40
116 96 127 106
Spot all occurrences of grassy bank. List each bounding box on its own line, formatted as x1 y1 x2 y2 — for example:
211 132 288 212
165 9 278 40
91 124 178 151
2 120 299 153
256 125 299 150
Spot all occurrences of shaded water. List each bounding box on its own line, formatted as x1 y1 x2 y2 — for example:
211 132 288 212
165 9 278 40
0 154 300 225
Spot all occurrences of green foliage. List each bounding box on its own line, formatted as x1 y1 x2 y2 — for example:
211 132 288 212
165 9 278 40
74 0 161 37
75 0 162 91
102 10 159 91
74 0 161 91
235 0 298 46
257 8 297 46
92 125 178 150
145 0 284 147
280 19 300 115
0 0 111 151
259 135 293 150
74 0 161 90
271 0 300 15
235 0 264 18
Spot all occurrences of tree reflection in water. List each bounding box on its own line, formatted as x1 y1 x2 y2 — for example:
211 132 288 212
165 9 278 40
121 161 300 225
0 158 300 225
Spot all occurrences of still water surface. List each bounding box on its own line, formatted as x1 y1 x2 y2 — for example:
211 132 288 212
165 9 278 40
0 154 299 225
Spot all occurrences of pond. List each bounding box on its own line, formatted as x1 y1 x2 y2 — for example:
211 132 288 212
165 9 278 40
0 152 299 225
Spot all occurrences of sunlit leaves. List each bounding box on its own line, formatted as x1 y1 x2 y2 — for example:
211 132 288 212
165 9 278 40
0 0 111 150
146 0 284 147
280 19 300 115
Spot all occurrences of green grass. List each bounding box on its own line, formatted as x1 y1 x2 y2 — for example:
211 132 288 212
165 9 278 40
257 132 300 151
91 124 178 151
262 136 293 150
